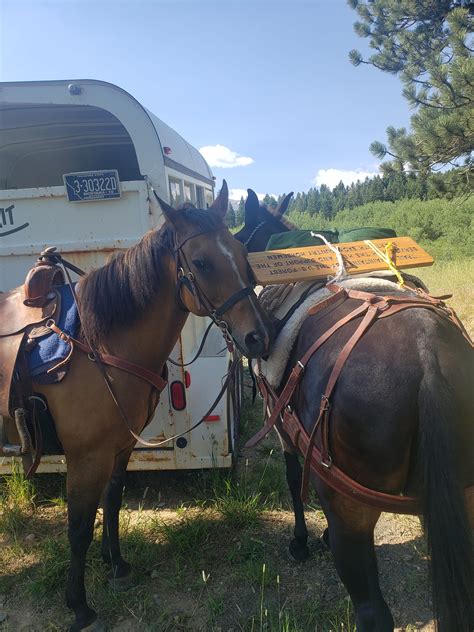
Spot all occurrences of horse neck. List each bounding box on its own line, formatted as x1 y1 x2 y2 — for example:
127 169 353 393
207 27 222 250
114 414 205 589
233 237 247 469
105 255 188 372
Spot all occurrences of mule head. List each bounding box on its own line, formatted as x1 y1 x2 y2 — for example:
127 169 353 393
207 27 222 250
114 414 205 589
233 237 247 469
233 189 295 252
158 181 273 358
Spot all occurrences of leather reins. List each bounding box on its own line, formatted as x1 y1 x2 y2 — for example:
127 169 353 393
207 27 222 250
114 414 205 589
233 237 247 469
43 220 255 448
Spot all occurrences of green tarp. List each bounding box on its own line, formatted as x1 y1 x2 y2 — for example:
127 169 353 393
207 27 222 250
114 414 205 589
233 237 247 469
265 227 397 251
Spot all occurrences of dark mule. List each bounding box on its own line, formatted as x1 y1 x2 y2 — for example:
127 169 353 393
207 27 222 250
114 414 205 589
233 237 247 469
234 189 295 250
3 183 273 631
236 190 473 632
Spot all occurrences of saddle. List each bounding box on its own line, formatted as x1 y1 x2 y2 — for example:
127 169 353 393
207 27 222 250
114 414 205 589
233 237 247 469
0 249 64 462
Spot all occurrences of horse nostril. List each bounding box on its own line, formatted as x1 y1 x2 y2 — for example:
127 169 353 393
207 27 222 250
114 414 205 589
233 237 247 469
244 330 266 356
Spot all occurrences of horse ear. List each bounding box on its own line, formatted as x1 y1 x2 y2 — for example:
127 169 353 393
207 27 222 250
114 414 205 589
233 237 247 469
245 189 260 227
209 180 228 218
275 192 293 217
156 196 186 231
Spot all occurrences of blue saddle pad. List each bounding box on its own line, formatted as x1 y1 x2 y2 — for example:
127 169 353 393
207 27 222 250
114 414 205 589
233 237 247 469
28 284 80 377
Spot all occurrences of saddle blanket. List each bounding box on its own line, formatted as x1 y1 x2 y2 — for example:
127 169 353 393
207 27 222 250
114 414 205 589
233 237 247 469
27 284 80 377
256 275 420 388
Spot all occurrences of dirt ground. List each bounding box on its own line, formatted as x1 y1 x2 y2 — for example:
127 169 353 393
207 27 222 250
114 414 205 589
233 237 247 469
0 415 435 632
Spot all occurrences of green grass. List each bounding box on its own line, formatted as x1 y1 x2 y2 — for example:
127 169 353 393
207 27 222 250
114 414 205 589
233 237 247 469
154 511 220 571
0 461 36 537
412 258 474 336
287 196 474 261
246 564 355 632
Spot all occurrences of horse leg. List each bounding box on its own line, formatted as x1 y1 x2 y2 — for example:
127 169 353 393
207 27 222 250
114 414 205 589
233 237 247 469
320 493 393 632
284 451 310 561
101 447 133 584
66 454 114 632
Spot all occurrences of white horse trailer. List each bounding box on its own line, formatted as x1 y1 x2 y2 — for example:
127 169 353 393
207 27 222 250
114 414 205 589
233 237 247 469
0 79 241 474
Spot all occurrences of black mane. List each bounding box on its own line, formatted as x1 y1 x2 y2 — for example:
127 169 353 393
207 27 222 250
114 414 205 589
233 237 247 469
78 207 224 346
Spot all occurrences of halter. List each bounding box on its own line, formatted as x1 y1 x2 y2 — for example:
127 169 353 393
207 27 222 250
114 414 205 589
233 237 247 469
174 229 254 349
243 220 268 249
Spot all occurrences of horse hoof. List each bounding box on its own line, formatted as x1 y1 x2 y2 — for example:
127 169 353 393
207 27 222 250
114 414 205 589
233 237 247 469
321 528 330 550
82 620 106 632
288 538 311 562
69 618 106 632
108 572 134 592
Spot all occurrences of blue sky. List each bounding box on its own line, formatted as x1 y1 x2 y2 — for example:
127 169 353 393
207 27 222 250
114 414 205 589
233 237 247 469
0 0 411 200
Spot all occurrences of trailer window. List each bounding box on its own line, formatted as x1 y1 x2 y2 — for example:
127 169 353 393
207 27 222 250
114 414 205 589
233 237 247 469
0 103 142 190
169 177 183 208
183 181 195 205
204 188 214 208
196 186 204 209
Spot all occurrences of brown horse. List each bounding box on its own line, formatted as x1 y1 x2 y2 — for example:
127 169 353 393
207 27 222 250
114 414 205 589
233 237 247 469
235 190 473 632
4 182 273 631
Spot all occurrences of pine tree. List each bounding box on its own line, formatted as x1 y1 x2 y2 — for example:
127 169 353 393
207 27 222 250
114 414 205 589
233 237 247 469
263 194 278 209
319 184 333 219
349 1 473 183
236 197 245 226
225 202 236 228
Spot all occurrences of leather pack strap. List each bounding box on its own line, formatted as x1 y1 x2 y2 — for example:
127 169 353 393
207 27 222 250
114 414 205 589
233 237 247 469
245 289 370 449
47 322 167 392
244 361 305 448
300 305 379 500
282 408 422 514
284 407 474 514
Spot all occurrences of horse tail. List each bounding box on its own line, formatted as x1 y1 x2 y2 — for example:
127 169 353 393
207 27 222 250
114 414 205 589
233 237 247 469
418 371 473 632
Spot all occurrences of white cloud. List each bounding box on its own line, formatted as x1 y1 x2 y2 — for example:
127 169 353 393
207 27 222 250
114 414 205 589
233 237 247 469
313 168 380 189
199 144 254 169
229 188 265 203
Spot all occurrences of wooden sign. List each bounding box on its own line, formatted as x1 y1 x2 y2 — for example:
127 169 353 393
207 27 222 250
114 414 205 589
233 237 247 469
248 236 434 285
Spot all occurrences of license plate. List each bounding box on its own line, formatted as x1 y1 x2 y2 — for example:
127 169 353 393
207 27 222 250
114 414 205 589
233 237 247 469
63 170 121 202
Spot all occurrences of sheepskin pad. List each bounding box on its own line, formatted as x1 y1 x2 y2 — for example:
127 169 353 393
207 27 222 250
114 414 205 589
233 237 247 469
256 276 416 388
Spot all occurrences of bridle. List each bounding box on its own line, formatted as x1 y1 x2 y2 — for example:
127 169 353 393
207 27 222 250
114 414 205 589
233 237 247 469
174 227 255 350
243 220 268 250
42 217 259 451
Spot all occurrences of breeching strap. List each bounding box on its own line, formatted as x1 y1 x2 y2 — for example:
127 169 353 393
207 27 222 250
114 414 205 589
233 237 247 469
246 282 473 513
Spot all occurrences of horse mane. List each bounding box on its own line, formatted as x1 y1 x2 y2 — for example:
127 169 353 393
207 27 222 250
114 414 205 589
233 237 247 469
78 207 224 347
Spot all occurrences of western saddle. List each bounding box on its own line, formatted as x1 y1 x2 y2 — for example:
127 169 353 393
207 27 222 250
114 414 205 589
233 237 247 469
0 247 65 465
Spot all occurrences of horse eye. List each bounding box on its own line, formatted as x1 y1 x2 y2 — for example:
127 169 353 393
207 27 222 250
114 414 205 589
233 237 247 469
192 259 210 272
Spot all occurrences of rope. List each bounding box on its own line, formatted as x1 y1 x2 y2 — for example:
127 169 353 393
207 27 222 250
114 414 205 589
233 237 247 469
364 240 405 287
310 233 347 283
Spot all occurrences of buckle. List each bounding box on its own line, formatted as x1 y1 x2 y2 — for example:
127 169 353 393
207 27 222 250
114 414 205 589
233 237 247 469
321 455 332 469
320 395 331 411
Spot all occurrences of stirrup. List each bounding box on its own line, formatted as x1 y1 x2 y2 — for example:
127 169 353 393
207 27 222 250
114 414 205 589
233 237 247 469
2 408 32 456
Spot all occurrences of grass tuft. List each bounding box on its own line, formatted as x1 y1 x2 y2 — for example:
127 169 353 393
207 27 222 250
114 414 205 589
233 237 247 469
0 461 36 537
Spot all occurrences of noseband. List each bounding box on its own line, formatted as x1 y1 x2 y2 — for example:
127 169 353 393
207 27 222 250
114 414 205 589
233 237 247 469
174 229 254 346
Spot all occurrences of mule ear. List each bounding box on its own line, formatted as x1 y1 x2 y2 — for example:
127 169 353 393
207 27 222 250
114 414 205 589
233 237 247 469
245 189 260 226
209 180 228 218
156 196 186 231
275 192 293 217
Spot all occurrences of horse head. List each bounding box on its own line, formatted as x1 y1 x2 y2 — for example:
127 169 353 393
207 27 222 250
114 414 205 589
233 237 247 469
158 181 273 358
234 189 295 252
